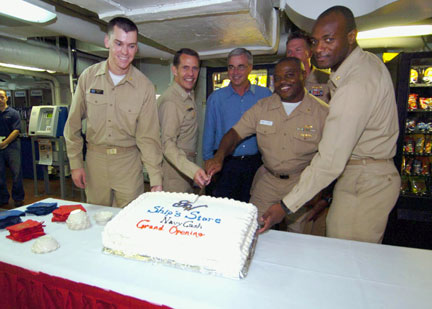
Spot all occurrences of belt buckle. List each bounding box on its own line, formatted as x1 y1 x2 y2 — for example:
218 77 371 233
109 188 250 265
107 148 117 155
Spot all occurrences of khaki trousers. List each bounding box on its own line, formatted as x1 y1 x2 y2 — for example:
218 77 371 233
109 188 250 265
250 165 327 236
326 160 400 243
85 147 144 207
162 157 194 193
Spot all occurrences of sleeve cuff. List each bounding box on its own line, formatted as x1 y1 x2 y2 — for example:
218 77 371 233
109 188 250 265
280 200 293 215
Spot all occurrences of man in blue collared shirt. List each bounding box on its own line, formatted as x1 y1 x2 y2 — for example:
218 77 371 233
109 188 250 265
203 48 272 202
0 89 24 207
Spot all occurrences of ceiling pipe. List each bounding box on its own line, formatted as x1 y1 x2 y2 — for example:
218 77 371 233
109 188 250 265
0 66 62 105
0 36 95 75
44 10 173 60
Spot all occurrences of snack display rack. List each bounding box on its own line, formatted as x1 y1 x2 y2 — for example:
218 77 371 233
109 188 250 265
384 51 432 249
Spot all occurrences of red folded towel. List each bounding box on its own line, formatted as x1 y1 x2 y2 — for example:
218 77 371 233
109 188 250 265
52 204 87 222
6 219 46 242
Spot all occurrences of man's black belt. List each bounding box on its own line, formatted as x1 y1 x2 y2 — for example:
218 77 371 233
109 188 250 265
266 167 290 179
225 153 260 161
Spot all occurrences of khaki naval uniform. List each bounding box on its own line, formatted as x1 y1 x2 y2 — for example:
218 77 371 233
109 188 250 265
305 67 330 103
234 92 329 234
158 82 200 193
281 47 400 243
64 60 163 207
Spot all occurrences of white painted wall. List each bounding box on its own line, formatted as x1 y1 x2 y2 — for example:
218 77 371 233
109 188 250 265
139 61 172 96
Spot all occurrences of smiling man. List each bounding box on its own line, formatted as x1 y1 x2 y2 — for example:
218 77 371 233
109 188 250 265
64 17 163 207
205 57 328 235
203 48 272 202
259 6 400 243
286 30 330 103
158 48 209 192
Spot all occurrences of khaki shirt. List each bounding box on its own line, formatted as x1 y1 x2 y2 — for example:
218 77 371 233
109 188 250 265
234 92 328 175
283 46 399 212
305 67 330 103
64 60 163 186
158 82 200 179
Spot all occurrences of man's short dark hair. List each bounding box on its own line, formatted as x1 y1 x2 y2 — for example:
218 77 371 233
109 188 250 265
318 6 357 33
286 30 312 48
173 48 200 67
107 17 138 36
275 57 305 72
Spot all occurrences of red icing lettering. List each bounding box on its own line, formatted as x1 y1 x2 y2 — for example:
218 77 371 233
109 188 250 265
136 219 164 231
169 225 205 238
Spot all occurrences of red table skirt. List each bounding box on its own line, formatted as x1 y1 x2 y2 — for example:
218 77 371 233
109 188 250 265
0 261 171 309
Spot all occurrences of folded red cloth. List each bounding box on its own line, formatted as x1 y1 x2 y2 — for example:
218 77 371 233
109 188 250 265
6 219 46 242
52 205 86 222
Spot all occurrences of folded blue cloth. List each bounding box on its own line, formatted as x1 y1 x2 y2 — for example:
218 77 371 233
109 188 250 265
26 202 58 216
0 210 25 229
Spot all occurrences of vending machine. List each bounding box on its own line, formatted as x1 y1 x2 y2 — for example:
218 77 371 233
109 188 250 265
384 51 432 249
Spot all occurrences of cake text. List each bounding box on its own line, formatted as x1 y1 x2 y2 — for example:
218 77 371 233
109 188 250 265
169 225 205 238
136 219 164 231
184 210 221 224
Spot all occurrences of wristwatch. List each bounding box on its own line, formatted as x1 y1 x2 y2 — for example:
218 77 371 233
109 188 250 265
280 200 292 215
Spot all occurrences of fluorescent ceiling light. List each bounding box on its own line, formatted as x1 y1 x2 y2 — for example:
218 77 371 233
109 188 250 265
0 0 56 23
0 62 56 73
358 25 432 39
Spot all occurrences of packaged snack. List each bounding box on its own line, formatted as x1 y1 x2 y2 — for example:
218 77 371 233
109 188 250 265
421 158 430 176
410 177 427 195
412 159 422 175
417 122 428 132
406 119 416 132
404 158 413 175
415 136 425 154
400 175 410 194
401 156 406 174
408 93 418 110
404 137 415 154
425 97 432 110
410 68 419 84
424 136 432 154
419 97 428 110
423 67 432 84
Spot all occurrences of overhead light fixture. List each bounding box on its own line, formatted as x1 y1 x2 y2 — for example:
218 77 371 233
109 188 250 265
358 25 432 40
0 0 56 23
0 62 56 74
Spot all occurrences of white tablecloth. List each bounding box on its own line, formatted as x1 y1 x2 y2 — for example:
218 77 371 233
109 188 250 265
1 198 432 309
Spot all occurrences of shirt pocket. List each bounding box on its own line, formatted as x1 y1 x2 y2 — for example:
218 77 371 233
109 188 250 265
256 123 276 153
292 124 320 155
86 93 107 132
183 107 196 122
117 98 142 133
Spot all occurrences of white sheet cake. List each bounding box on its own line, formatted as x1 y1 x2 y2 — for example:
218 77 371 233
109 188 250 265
102 192 258 279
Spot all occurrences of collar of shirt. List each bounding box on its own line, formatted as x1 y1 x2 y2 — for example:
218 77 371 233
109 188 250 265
95 60 139 88
171 81 195 102
329 46 362 88
267 90 314 116
226 82 256 98
0 106 10 114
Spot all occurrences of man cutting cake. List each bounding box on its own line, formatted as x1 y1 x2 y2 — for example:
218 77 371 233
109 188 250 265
206 57 329 235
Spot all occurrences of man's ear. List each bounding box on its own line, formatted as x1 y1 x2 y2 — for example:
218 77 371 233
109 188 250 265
171 65 178 76
104 34 110 49
347 29 357 45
